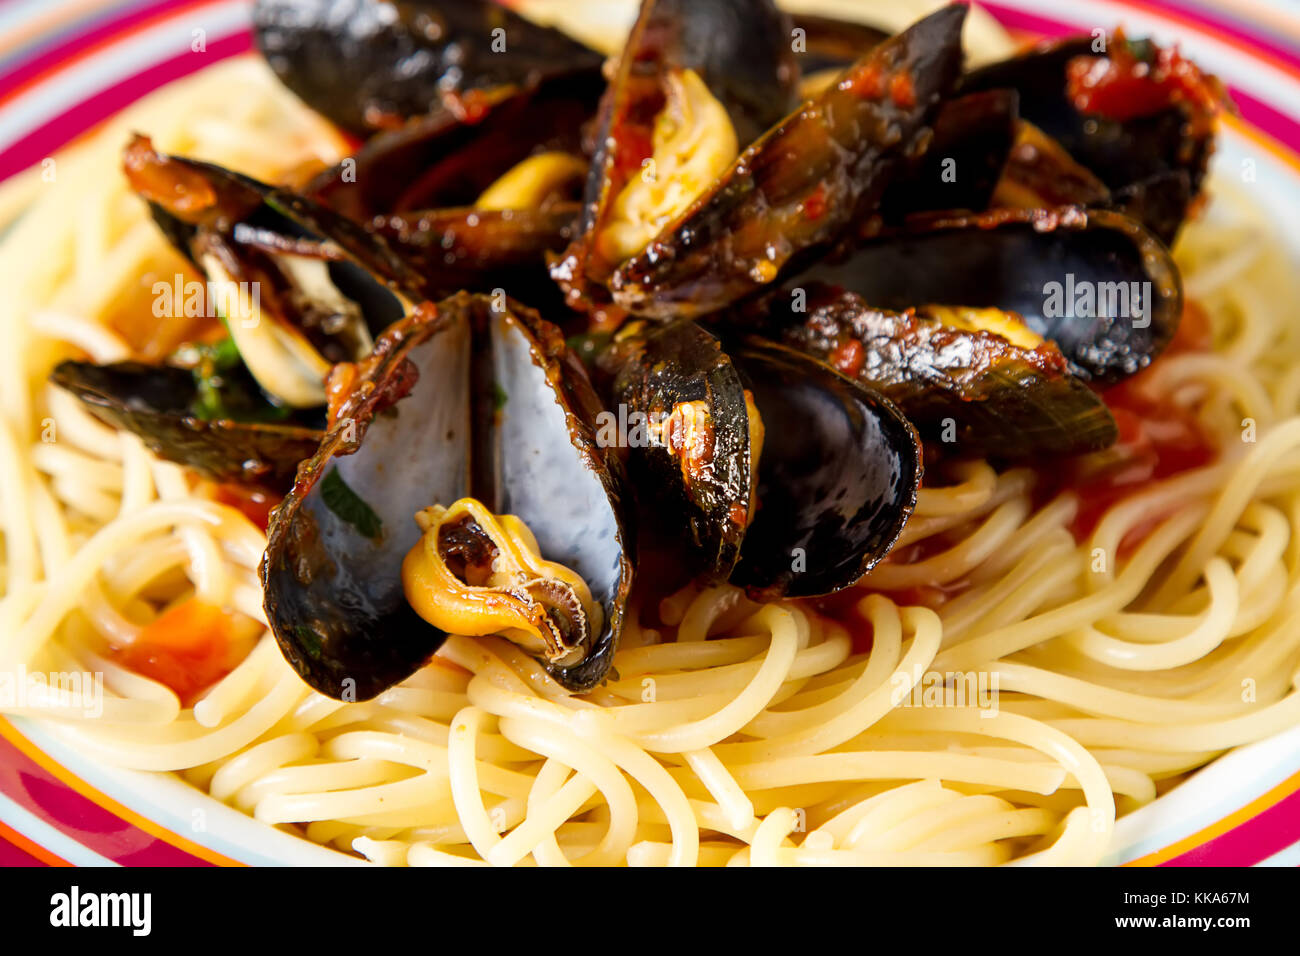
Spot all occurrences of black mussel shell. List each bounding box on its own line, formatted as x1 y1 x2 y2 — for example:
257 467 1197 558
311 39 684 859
127 137 430 307
308 69 603 221
50 360 322 487
611 320 921 598
727 337 921 598
610 319 753 582
368 204 580 315
262 294 633 700
604 4 967 319
253 0 604 136
959 35 1227 243
740 283 1118 460
884 89 1019 221
804 207 1183 383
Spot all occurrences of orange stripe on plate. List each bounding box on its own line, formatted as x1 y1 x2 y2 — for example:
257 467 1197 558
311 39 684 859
0 815 73 866
1222 111 1300 175
0 717 245 867
1124 766 1300 866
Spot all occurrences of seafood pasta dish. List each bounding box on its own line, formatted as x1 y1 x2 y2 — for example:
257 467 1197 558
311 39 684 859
2 0 1299 867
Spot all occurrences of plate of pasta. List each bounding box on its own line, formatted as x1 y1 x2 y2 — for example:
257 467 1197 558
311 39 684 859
2 0 1300 868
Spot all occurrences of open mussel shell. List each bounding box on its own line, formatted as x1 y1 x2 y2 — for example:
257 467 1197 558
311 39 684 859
53 140 426 487
603 4 967 320
805 207 1183 383
959 36 1222 243
309 69 603 221
50 361 323 487
555 0 798 300
253 0 604 136
126 138 429 412
612 320 921 599
262 294 633 700
746 284 1118 460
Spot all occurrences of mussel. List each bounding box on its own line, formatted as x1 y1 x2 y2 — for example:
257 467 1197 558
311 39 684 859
803 206 1183 383
609 319 921 599
737 283 1118 460
262 293 633 699
50 356 323 487
253 0 604 135
553 0 799 311
308 69 602 220
52 137 426 487
306 68 602 312
960 33 1230 243
594 4 968 320
882 88 1019 222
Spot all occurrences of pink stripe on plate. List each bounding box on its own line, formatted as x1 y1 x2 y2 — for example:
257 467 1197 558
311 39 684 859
980 2 1300 155
0 31 251 181
1164 785 1300 866
0 0 210 91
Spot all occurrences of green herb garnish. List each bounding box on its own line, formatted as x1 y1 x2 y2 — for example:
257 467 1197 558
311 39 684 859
182 335 293 424
293 624 324 660
320 467 383 540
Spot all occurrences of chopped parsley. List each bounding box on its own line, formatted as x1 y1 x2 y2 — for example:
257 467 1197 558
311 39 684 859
320 467 383 540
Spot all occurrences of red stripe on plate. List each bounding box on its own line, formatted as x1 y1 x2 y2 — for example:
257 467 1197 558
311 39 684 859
0 31 252 181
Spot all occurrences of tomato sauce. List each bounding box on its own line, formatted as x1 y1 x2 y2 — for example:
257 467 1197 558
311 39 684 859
1065 32 1225 133
1062 301 1217 549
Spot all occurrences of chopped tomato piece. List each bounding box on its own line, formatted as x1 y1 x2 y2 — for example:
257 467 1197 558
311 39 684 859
116 599 247 702
211 482 279 531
